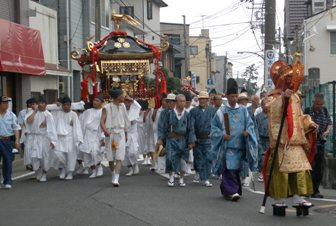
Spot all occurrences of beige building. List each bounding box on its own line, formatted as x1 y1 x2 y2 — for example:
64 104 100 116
189 29 215 91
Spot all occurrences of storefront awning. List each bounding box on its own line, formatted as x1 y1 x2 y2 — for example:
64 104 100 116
0 19 46 76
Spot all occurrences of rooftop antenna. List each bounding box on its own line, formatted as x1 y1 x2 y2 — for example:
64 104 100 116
201 15 206 29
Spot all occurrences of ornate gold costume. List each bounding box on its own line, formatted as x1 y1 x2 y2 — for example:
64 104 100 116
265 90 314 198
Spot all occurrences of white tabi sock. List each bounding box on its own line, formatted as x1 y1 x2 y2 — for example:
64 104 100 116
179 177 184 184
114 173 120 182
169 174 174 183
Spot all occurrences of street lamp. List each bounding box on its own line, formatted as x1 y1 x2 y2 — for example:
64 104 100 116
237 51 264 61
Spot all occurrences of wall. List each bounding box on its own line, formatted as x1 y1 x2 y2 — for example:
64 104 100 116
189 36 210 91
29 1 58 65
30 75 58 93
215 56 225 93
304 7 336 84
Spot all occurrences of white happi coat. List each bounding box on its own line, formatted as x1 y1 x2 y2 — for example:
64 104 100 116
80 108 103 166
123 101 141 166
24 110 57 171
145 109 155 153
22 108 35 166
50 110 83 171
104 102 130 161
137 111 147 154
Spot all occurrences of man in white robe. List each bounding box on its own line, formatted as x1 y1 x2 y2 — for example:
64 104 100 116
100 89 130 187
25 97 57 182
145 105 155 170
123 95 141 176
21 98 38 170
152 94 168 173
51 96 83 180
80 96 104 178
137 100 149 165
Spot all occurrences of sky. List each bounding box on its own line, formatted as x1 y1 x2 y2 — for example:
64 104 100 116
160 0 285 82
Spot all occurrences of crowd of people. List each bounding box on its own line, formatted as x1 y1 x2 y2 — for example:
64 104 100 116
0 75 332 209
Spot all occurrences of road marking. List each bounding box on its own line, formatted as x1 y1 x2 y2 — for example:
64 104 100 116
12 172 35 180
310 198 336 202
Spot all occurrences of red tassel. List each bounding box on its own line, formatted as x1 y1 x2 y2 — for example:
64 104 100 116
159 70 167 95
286 98 294 141
262 148 271 191
308 131 316 164
80 77 89 102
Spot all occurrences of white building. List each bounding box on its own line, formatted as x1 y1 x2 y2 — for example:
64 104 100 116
303 6 336 84
28 1 70 102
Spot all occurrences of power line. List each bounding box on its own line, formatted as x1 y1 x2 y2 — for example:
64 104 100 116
188 2 240 25
159 21 250 33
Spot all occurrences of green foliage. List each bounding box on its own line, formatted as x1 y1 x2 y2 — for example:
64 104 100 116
241 64 259 96
167 77 181 93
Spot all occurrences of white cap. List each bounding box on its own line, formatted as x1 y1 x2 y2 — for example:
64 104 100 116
167 93 176 101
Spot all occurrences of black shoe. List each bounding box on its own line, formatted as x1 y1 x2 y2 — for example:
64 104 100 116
311 193 324 198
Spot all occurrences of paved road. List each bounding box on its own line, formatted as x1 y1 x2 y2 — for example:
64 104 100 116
0 160 336 226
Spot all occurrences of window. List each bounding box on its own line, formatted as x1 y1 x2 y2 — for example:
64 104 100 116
120 6 134 18
166 34 181 45
90 0 110 27
331 32 336 54
90 0 95 23
147 0 153 20
190 46 198 55
101 0 110 27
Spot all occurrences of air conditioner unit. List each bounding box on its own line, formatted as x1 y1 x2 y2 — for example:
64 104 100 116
312 0 326 15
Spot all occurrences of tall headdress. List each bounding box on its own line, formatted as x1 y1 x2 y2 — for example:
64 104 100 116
226 78 238 95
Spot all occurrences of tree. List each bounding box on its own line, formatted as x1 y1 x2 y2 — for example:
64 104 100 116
241 64 259 96
166 77 181 92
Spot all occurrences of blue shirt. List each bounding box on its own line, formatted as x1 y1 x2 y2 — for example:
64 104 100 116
0 110 21 137
255 111 269 138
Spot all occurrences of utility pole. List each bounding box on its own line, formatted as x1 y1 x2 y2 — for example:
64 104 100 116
95 0 101 41
183 15 188 77
223 52 228 93
264 0 276 88
278 26 282 59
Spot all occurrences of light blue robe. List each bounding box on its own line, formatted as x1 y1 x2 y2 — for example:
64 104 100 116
255 111 269 172
211 104 258 176
189 106 217 181
158 109 193 173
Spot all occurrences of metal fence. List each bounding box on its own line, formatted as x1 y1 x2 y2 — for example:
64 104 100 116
303 81 336 158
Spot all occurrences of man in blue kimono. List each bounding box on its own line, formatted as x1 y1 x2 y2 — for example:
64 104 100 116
255 98 269 182
189 91 217 187
157 94 194 187
211 78 258 201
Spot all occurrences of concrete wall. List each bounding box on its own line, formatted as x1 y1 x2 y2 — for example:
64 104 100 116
304 7 336 84
30 75 58 93
215 56 225 93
